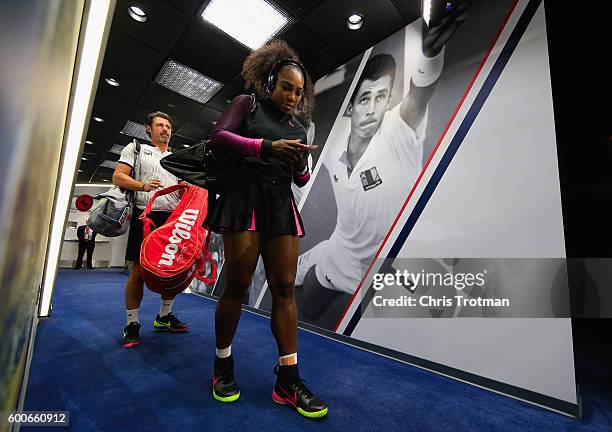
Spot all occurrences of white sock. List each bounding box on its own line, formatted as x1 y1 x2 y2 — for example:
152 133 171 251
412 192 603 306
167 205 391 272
279 353 297 366
216 345 232 358
159 299 174 317
126 308 139 325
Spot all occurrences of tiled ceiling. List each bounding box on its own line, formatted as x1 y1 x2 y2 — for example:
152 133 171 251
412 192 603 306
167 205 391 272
80 0 423 183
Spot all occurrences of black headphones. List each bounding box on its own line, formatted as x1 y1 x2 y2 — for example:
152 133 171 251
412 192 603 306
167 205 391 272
266 58 307 94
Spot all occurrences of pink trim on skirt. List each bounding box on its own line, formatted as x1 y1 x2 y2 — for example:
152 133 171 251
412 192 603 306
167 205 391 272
291 200 303 237
248 210 256 231
246 204 302 236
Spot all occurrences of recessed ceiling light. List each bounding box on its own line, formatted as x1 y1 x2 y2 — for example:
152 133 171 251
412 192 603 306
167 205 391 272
78 169 84 173
105 77 120 87
93 116 105 123
200 0 291 50
183 144 190 148
85 140 94 144
167 103 176 108
81 157 89 161
128 6 147 22
120 120 150 141
155 60 222 104
347 13 363 30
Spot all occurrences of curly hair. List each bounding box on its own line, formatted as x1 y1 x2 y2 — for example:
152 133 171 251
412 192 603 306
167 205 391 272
242 39 315 123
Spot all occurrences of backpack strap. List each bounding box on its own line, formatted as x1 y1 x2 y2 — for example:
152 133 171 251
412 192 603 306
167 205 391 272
134 140 141 179
127 140 142 204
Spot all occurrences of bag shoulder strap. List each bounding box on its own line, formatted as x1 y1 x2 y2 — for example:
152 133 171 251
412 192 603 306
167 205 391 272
125 140 142 205
133 140 142 180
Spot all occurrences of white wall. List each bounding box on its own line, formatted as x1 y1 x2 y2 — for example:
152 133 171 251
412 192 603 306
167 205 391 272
61 184 129 267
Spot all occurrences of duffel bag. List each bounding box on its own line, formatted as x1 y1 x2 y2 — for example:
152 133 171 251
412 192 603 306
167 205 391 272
139 183 216 297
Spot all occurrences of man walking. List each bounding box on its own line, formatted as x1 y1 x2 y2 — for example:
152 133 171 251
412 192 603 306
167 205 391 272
113 111 187 348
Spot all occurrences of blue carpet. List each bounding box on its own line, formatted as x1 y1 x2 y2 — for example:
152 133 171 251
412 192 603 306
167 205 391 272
23 269 611 431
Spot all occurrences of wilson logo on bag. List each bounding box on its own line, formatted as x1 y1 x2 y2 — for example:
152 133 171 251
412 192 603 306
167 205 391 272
139 184 216 296
158 208 199 266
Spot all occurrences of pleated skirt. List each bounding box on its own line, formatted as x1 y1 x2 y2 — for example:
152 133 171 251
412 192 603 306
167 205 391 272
204 177 305 237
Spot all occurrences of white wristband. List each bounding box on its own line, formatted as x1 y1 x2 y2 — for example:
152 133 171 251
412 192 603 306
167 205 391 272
412 46 445 87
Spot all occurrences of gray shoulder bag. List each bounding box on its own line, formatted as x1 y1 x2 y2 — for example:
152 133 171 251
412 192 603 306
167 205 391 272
87 140 141 237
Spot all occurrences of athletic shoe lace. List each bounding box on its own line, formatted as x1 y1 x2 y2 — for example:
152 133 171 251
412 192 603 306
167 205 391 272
293 377 314 399
216 358 235 384
274 365 313 399
126 322 140 336
165 313 181 325
220 369 235 384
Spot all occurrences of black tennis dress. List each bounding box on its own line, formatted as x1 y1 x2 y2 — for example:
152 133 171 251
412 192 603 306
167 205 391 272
204 95 310 237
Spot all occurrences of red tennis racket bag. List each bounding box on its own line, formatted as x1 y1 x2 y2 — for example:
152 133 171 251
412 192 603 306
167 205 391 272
139 183 216 296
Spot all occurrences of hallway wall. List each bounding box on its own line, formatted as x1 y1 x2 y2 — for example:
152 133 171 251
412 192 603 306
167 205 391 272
0 0 85 416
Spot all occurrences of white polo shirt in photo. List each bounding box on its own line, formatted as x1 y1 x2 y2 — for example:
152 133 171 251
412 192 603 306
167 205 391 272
315 104 427 294
118 141 181 211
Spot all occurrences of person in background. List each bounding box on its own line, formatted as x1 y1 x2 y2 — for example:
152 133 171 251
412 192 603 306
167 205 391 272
75 223 97 269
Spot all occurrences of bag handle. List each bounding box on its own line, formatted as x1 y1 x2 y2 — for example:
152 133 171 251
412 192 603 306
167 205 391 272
139 183 190 237
195 230 217 285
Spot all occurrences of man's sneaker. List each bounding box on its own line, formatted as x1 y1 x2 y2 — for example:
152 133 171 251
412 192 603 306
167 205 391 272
295 241 327 286
272 364 328 419
122 322 141 348
153 313 189 332
212 355 240 402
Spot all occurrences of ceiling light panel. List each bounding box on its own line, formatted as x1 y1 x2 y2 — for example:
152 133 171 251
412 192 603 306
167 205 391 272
155 60 222 104
109 144 125 155
200 0 291 50
120 120 150 141
100 160 118 169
